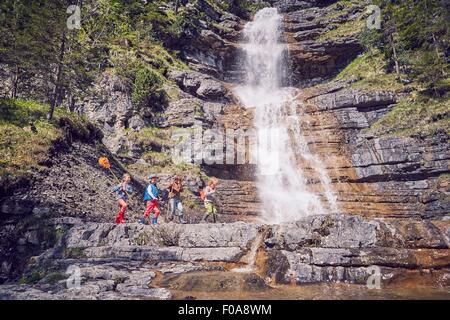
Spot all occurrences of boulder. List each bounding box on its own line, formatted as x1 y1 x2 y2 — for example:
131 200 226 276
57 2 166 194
168 70 230 102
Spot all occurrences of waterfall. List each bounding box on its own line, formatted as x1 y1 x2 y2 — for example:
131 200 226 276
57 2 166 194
234 8 338 223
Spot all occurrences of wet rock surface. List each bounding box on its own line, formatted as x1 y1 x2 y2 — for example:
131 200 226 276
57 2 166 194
0 215 448 299
265 214 450 285
279 1 366 86
296 82 450 220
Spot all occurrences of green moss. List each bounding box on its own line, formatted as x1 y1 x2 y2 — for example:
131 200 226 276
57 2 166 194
319 16 365 42
336 50 411 92
142 151 172 166
43 272 68 284
19 271 44 285
63 247 86 259
368 94 450 137
128 126 173 151
0 99 93 178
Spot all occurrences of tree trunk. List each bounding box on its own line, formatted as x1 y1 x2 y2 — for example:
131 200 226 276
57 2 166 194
389 33 401 80
47 31 66 120
11 66 19 99
68 94 76 112
431 33 446 76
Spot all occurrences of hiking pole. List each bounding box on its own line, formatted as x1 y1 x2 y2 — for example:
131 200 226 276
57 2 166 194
98 156 136 208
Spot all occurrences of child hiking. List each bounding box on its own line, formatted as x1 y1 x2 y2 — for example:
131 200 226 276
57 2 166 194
140 174 161 225
113 173 133 224
168 176 186 224
201 177 221 223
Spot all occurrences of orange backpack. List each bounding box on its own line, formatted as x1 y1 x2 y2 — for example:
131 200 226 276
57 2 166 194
199 189 206 201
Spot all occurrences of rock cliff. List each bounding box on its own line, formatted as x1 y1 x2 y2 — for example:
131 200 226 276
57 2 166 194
0 0 448 299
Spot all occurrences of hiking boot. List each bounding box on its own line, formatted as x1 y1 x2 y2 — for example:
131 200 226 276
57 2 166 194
151 217 158 224
179 215 187 224
138 217 146 225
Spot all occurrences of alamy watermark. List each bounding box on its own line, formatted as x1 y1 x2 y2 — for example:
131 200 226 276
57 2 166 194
366 265 382 289
66 5 81 30
171 126 281 175
366 5 382 30
66 265 81 290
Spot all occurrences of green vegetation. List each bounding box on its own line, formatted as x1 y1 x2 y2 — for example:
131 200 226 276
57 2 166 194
127 160 204 180
319 16 365 42
63 247 86 259
317 0 363 21
362 0 449 93
0 99 94 178
334 0 449 137
126 125 210 180
336 50 412 92
19 268 68 285
183 198 200 209
369 94 449 137
43 272 68 285
19 271 44 285
131 67 167 110
128 127 173 151
142 151 173 167
318 0 367 41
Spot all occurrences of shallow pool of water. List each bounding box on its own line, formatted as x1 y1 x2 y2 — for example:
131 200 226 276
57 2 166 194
157 271 450 300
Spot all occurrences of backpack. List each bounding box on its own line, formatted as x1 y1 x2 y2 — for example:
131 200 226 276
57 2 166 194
199 189 206 201
160 189 169 202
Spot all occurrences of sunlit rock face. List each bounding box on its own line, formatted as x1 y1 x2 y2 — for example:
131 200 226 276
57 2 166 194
292 82 449 220
0 0 449 299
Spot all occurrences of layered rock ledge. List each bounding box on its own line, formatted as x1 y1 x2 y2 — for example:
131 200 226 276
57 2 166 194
1 214 448 299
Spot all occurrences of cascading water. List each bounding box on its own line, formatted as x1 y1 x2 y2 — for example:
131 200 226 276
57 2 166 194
234 8 338 224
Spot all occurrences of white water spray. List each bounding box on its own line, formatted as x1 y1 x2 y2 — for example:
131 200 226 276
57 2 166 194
234 8 338 224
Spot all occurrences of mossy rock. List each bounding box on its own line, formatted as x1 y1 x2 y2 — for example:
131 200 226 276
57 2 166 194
63 247 86 259
19 271 44 285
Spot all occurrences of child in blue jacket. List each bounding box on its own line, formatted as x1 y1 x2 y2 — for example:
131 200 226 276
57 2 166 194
140 174 160 224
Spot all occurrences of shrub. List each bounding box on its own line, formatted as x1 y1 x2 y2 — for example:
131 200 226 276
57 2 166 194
152 224 181 247
131 67 167 110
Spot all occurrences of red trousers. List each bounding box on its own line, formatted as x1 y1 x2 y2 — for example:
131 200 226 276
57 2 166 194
144 199 160 218
116 199 127 224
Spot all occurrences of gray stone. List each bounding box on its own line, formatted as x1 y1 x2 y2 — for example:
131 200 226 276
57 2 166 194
181 247 244 262
178 222 259 248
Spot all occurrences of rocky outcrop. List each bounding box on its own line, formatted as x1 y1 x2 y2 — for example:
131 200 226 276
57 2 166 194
76 73 136 154
179 2 244 82
265 214 450 285
0 215 448 299
0 219 262 299
280 1 366 86
169 70 232 102
1 0 448 300
294 83 450 220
